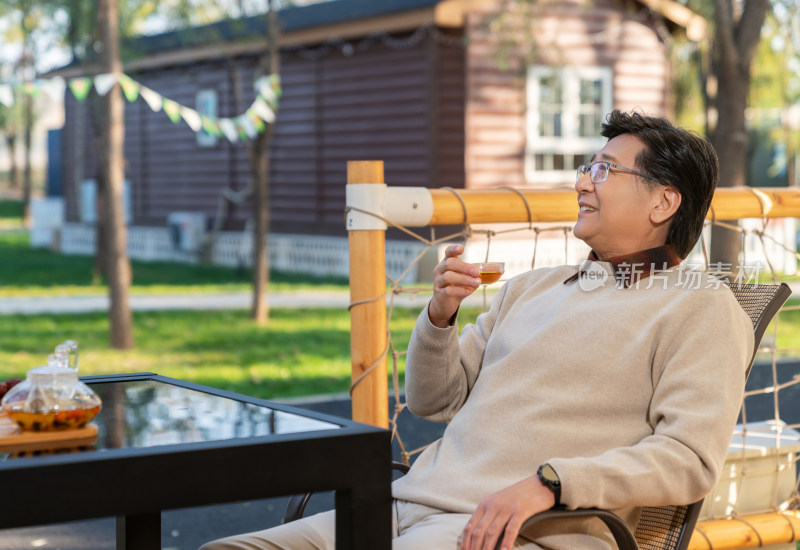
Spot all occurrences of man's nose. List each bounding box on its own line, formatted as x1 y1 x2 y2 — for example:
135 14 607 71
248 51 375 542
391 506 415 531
575 171 594 193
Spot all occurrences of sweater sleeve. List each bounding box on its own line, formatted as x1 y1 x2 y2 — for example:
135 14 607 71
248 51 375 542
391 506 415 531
404 283 511 422
550 287 754 510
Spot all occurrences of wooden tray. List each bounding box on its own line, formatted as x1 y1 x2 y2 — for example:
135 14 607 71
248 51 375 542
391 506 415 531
0 412 98 454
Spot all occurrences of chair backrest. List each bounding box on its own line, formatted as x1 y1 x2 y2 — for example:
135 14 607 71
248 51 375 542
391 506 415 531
632 281 792 550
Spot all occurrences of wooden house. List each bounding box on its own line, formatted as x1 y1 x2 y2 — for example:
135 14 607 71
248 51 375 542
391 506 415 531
50 0 706 281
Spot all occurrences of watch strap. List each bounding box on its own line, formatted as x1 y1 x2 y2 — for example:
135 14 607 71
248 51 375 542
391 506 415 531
537 463 563 509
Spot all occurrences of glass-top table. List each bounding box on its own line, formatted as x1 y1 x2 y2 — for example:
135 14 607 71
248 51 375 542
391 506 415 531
0 373 392 550
90 378 339 450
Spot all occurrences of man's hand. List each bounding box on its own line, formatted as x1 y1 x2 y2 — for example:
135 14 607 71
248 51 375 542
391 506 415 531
460 475 556 550
428 244 482 328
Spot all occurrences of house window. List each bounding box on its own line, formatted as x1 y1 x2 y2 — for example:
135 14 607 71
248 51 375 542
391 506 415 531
196 89 218 147
525 66 613 185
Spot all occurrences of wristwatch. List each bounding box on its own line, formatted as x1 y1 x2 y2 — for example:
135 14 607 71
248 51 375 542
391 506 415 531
537 463 562 508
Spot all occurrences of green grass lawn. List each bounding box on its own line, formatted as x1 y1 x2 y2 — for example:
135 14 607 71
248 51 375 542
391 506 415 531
0 199 23 220
0 226 349 297
766 301 800 356
0 198 24 231
0 306 484 399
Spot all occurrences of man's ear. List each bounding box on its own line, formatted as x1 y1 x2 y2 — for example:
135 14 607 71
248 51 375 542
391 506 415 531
651 186 681 224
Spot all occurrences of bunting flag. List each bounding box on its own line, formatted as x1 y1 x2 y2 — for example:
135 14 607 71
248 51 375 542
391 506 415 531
40 77 66 102
21 82 41 97
69 78 92 101
0 85 13 108
93 73 118 96
1 71 281 142
180 106 202 132
162 98 182 123
118 74 140 102
251 97 276 124
139 86 163 112
218 118 238 142
201 115 222 137
238 114 258 139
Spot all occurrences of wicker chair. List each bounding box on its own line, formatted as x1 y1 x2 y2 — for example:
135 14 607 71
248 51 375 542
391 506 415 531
285 281 792 550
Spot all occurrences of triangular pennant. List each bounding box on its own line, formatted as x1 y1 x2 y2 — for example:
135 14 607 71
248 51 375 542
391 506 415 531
200 116 222 137
93 73 118 96
118 74 140 102
0 85 14 108
139 86 163 112
270 74 282 98
21 82 41 97
237 115 258 139
40 77 66 102
254 75 275 104
235 120 248 141
245 110 265 133
219 119 239 142
180 106 202 132
68 78 92 101
162 98 182 123
251 98 276 124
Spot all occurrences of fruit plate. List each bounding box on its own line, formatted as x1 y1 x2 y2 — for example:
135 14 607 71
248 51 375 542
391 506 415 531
0 412 98 454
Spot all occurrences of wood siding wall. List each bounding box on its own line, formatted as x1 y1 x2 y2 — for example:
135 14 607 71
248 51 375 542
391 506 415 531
60 29 467 238
464 0 672 190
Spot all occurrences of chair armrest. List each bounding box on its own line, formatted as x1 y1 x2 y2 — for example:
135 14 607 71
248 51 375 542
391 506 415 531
283 463 636 550
283 461 410 524
520 508 638 550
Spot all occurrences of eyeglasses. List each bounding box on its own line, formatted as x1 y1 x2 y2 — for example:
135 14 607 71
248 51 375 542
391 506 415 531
576 161 661 185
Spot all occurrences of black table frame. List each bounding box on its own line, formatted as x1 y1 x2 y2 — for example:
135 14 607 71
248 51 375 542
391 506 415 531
0 373 392 550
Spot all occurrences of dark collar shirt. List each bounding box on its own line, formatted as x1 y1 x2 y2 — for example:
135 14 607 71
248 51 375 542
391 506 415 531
563 244 682 288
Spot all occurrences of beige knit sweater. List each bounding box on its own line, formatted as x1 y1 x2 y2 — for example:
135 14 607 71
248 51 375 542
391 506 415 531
391 262 753 548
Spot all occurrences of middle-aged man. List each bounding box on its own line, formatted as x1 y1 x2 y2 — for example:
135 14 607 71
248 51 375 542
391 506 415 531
199 110 753 550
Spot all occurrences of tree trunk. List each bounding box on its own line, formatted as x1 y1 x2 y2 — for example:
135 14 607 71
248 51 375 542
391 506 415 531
251 130 272 324
250 1 280 325
4 134 18 190
709 71 748 267
707 0 769 268
22 93 33 228
98 0 133 349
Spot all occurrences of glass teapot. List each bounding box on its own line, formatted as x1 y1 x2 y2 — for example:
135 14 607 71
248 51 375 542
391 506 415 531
1 340 102 431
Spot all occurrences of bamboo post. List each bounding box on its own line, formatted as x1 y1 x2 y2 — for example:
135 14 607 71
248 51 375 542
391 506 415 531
688 511 800 549
346 161 389 428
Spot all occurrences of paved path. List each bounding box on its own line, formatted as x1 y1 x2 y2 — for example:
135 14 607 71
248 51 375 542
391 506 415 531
0 288 500 315
0 291 349 314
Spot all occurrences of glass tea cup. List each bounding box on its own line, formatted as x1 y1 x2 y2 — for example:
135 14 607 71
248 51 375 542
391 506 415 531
472 262 505 285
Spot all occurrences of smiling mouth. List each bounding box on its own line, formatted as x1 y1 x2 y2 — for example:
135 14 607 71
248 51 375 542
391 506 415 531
579 206 597 213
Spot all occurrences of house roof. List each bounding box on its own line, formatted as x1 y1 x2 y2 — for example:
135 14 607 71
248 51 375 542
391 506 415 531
47 0 704 77
127 0 444 57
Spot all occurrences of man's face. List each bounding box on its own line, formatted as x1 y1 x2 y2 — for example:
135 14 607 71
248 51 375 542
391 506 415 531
573 134 669 260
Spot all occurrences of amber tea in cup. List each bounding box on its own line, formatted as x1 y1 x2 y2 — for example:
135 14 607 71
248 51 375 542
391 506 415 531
473 262 505 285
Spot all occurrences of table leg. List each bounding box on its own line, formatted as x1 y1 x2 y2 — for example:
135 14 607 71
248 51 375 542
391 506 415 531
116 513 161 550
335 486 392 550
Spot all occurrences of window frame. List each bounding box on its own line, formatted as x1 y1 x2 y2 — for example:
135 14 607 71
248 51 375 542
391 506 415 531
525 66 613 185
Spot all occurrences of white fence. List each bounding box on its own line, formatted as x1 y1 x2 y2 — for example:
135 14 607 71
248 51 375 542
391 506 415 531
56 222 428 283
32 195 798 285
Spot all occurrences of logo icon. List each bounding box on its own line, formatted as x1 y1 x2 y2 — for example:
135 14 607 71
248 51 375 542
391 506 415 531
577 260 609 291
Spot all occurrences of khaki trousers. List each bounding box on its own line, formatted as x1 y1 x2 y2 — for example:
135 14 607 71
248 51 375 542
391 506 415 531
197 499 551 550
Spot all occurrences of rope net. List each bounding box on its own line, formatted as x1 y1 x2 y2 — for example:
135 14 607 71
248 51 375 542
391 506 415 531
345 186 800 539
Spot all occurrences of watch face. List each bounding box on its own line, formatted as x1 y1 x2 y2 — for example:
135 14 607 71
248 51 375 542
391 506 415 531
541 463 559 484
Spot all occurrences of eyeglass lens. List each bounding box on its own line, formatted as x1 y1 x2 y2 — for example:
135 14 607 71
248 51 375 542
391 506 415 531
576 162 609 183
591 163 609 182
